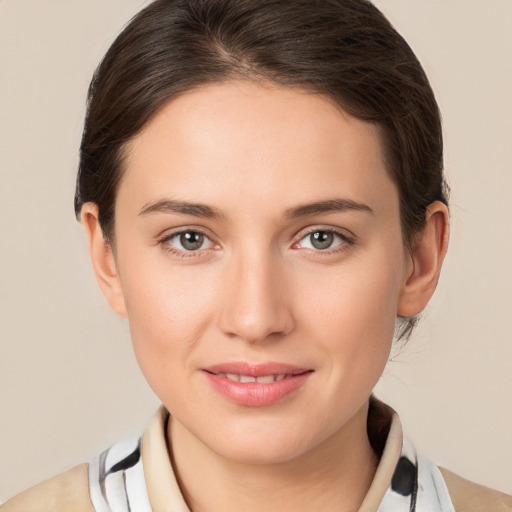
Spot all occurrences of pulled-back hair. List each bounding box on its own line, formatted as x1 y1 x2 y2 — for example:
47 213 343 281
75 0 449 339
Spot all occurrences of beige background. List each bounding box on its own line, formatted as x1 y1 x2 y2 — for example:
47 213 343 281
1 0 511 501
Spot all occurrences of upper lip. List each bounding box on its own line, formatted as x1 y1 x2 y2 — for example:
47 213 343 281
203 362 311 377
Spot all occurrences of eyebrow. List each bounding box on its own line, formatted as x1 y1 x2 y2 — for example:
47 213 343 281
138 197 373 220
284 198 373 218
138 199 224 219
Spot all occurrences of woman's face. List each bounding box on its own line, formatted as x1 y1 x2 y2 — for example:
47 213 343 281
111 81 411 463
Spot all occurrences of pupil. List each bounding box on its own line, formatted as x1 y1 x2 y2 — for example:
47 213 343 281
311 231 333 250
180 232 204 250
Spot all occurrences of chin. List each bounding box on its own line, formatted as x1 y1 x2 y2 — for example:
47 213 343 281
196 414 329 466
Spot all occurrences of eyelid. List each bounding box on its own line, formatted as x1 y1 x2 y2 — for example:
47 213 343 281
158 226 220 257
157 224 355 258
292 225 356 252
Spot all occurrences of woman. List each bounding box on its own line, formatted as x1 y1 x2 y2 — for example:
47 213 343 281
2 0 510 510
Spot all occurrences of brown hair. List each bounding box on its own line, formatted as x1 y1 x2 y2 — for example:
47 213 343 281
75 0 449 338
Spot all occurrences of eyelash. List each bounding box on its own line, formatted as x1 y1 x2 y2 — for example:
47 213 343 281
158 228 217 259
292 227 355 255
158 227 355 259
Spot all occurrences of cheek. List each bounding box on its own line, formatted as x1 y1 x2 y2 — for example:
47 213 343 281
118 258 220 390
296 249 404 374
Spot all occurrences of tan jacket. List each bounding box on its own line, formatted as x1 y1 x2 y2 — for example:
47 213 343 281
3 403 511 512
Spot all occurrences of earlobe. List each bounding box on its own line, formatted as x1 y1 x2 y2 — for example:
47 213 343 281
81 203 127 317
397 201 450 317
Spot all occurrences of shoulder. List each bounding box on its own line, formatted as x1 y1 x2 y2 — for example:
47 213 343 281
439 467 512 512
0 463 94 512
0 408 167 512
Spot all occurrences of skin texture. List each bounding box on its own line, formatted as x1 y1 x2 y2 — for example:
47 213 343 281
82 81 449 512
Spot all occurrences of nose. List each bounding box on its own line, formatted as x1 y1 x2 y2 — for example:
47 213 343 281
218 250 295 344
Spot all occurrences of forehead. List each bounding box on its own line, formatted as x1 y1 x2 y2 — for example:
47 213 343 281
119 80 397 219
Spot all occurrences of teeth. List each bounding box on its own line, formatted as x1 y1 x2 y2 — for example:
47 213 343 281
240 375 257 383
220 373 289 383
256 375 275 383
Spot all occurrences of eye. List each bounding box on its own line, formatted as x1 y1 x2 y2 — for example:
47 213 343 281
296 229 348 251
162 230 214 252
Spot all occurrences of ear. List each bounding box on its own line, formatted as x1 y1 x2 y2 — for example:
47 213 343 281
398 201 450 317
81 203 127 317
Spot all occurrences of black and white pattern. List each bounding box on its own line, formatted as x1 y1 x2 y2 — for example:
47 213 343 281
88 435 455 512
378 438 455 512
89 437 152 512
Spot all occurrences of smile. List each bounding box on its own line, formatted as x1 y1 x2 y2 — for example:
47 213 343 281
211 372 303 383
203 363 313 407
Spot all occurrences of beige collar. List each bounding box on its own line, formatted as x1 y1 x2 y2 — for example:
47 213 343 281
358 401 403 512
141 399 403 512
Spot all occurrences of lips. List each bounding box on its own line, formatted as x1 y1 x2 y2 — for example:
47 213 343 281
215 373 289 383
202 362 313 407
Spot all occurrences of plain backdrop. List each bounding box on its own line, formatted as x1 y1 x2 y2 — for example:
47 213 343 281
1 0 511 501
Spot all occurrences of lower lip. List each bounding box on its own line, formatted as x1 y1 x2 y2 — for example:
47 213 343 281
203 371 313 407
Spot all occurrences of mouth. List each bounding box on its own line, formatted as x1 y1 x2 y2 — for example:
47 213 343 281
204 371 307 383
202 362 313 407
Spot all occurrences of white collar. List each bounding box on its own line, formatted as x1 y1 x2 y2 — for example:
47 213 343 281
88 398 454 512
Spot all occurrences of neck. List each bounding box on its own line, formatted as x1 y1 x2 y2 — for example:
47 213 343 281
168 401 378 512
